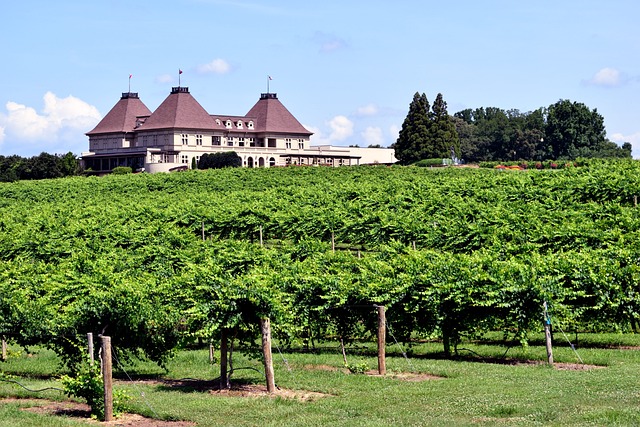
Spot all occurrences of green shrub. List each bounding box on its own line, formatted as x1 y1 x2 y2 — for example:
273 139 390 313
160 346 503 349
61 361 130 420
413 158 446 167
346 362 369 375
111 166 132 175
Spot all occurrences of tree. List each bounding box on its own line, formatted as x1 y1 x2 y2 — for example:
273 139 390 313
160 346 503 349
394 92 431 165
199 152 242 169
430 93 461 160
544 100 607 159
395 92 461 164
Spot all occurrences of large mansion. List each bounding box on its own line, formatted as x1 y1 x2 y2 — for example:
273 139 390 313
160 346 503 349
83 87 396 173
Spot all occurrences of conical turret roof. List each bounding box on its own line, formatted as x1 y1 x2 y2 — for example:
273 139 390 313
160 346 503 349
245 93 312 135
137 87 217 131
86 93 151 135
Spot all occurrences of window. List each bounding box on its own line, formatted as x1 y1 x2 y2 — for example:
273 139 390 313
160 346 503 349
196 135 203 145
248 121 254 129
153 135 158 145
237 121 243 128
164 135 169 144
181 155 189 164
285 138 292 149
267 138 276 148
226 120 232 129
298 142 304 149
181 134 188 145
227 137 234 147
269 157 276 167
238 137 245 147
142 136 148 146
212 136 221 146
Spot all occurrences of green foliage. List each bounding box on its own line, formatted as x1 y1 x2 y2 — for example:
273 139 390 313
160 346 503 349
455 101 629 162
60 360 130 420
111 166 132 175
198 152 242 169
0 152 79 182
1 162 640 361
60 362 104 419
346 361 369 374
395 92 459 164
412 158 446 167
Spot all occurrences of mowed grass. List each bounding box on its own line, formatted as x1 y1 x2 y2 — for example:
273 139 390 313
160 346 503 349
1 336 640 426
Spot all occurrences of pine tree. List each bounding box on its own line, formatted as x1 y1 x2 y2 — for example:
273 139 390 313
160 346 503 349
430 93 460 160
394 92 430 165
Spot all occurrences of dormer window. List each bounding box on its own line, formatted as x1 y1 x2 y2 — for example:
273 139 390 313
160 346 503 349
248 121 254 129
237 121 243 129
216 119 221 126
226 120 232 129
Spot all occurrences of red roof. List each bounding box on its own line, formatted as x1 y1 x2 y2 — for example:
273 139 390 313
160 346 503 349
137 87 217 131
86 93 151 135
245 93 312 135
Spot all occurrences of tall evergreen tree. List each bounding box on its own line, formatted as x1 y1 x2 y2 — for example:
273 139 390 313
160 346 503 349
430 93 460 160
394 92 430 165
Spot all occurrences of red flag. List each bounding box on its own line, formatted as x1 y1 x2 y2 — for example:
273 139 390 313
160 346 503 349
179 69 183 74
129 74 132 79
268 75 272 80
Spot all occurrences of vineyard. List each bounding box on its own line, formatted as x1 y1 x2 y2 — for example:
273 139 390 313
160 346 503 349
1 159 640 368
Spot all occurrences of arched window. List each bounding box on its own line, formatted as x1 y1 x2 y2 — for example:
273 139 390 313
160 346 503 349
247 157 254 168
269 157 276 167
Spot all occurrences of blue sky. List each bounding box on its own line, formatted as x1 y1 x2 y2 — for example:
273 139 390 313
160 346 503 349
1 0 639 157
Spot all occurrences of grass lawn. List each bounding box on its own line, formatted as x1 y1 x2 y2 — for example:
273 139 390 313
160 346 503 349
1 335 640 426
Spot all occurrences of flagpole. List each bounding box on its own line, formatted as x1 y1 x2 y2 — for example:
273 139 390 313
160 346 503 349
179 69 181 87
128 74 131 93
267 75 270 94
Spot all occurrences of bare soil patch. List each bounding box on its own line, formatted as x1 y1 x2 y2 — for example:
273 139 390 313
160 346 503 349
124 378 331 402
302 364 444 381
2 398 194 426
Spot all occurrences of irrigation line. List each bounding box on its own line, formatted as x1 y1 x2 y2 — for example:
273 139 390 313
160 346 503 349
110 345 160 419
0 378 64 393
385 322 415 372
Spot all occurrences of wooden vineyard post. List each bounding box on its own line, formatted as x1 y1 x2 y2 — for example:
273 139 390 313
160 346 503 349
260 318 276 393
100 336 113 422
1 336 7 361
87 333 94 365
543 302 553 365
209 343 215 364
377 306 386 375
220 329 229 389
259 225 264 247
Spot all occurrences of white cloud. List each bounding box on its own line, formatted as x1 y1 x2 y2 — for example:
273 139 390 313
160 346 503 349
586 67 625 87
355 104 378 117
155 74 173 84
308 115 354 145
196 58 232 75
389 124 400 142
328 115 353 141
361 127 384 146
312 31 348 53
0 92 101 155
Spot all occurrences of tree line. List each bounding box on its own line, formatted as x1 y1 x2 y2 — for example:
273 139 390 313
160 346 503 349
394 93 632 164
0 152 79 182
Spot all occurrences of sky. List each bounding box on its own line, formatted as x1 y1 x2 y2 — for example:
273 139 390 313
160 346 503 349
1 0 639 158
